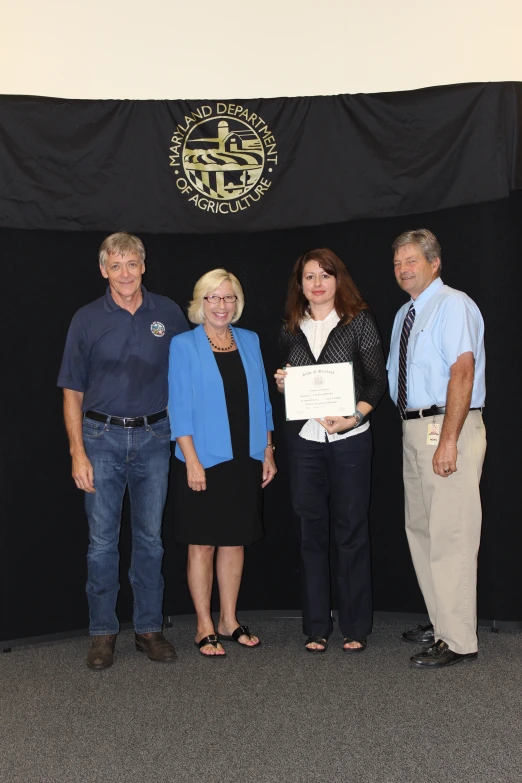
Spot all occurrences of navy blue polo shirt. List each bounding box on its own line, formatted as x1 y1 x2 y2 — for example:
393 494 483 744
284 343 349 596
58 286 189 417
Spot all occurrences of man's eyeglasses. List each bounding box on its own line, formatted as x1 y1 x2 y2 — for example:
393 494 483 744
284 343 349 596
204 295 238 304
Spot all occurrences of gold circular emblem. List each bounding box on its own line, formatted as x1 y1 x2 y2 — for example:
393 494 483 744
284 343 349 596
169 103 278 215
183 117 264 200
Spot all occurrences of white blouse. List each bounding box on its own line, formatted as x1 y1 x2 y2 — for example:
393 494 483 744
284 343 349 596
299 309 370 443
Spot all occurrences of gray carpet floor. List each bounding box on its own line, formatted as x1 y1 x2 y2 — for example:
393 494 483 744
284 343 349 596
1 617 521 783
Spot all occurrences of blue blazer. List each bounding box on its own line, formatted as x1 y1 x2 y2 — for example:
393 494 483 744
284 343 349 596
168 324 274 468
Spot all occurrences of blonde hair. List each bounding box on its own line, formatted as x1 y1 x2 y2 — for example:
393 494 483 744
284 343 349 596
99 232 146 268
188 269 245 324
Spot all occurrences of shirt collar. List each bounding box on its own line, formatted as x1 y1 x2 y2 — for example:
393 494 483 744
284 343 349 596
103 285 154 313
302 307 340 326
410 277 443 314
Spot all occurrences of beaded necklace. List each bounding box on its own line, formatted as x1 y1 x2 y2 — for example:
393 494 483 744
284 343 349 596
206 326 235 351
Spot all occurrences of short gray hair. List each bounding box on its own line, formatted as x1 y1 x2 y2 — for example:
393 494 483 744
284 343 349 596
392 229 442 265
99 232 146 268
188 269 245 325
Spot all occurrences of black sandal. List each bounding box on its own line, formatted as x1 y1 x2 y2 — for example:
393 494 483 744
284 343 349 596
195 634 225 657
342 637 367 653
217 625 261 648
305 636 328 653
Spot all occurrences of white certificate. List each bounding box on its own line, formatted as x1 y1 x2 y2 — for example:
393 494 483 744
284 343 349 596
284 362 356 421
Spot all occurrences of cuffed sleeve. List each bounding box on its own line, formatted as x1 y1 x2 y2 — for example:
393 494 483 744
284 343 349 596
57 312 89 392
356 311 387 409
254 333 274 431
439 296 482 368
168 336 194 440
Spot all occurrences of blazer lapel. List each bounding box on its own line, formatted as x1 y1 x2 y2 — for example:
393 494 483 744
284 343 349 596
232 326 266 457
194 325 232 459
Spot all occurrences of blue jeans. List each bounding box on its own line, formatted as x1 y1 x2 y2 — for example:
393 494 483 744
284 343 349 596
82 414 171 635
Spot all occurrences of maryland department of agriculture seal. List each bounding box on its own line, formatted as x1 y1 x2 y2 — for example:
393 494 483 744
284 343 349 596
169 103 278 214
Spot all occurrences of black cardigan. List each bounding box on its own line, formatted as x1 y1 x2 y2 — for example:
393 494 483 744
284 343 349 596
278 310 387 434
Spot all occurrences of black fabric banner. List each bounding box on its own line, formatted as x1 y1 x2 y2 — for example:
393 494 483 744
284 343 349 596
0 82 521 234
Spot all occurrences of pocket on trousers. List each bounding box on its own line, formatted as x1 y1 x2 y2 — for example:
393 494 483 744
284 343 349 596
147 418 172 440
82 420 106 439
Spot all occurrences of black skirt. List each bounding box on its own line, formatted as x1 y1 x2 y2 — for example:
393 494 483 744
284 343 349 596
173 349 263 546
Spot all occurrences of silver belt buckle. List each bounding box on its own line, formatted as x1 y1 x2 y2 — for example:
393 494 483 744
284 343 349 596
122 417 134 428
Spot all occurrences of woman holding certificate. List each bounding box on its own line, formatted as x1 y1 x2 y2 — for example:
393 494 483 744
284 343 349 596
275 249 386 653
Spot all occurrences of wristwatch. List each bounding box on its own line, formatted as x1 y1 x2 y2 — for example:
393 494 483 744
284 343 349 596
352 409 364 428
345 409 364 428
265 443 276 452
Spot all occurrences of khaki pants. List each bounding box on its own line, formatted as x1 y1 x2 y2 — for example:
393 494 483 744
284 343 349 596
402 410 487 654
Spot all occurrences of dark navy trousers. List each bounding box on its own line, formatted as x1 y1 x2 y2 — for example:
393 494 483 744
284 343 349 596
288 428 373 641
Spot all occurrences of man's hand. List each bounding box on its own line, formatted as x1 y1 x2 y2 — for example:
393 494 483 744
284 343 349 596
316 415 355 435
432 351 475 478
433 440 458 478
262 448 277 488
72 451 95 493
63 389 95 492
187 460 206 491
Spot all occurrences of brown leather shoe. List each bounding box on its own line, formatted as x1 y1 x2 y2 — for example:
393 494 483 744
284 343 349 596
135 632 177 662
86 634 117 670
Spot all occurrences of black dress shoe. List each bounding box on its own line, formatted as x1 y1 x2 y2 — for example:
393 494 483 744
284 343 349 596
402 622 434 645
410 639 478 668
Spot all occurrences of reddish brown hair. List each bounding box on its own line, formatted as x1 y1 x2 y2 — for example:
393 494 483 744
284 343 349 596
284 248 369 333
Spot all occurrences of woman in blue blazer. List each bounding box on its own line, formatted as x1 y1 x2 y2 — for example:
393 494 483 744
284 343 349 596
168 269 276 657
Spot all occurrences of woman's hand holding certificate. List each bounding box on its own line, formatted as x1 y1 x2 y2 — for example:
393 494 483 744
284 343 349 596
316 415 357 434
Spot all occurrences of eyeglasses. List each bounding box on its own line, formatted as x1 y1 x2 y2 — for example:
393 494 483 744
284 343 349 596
204 295 237 304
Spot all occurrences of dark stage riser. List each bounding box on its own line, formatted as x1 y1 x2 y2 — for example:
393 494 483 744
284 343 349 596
1 193 521 642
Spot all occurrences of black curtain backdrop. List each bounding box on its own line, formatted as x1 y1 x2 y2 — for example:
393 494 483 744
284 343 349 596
1 83 521 234
1 192 521 643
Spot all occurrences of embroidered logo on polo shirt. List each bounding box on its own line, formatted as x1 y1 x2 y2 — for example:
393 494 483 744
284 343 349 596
150 321 166 337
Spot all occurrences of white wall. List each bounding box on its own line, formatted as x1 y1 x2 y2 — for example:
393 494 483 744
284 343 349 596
1 0 521 99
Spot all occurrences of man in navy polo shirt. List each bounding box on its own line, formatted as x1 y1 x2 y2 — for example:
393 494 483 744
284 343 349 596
58 232 189 669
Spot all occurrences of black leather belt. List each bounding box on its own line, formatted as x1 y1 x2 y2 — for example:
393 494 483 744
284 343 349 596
85 409 168 428
402 405 481 421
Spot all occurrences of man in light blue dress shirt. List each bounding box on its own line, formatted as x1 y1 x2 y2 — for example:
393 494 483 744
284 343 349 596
387 229 486 669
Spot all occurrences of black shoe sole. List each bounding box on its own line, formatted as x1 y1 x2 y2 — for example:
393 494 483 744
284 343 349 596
402 635 435 645
410 654 478 669
217 635 262 648
86 660 114 670
135 643 177 662
194 643 226 658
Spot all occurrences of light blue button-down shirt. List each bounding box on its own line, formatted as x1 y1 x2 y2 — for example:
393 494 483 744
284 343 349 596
387 278 486 409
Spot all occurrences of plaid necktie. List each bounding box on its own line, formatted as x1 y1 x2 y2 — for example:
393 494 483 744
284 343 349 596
397 303 415 417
